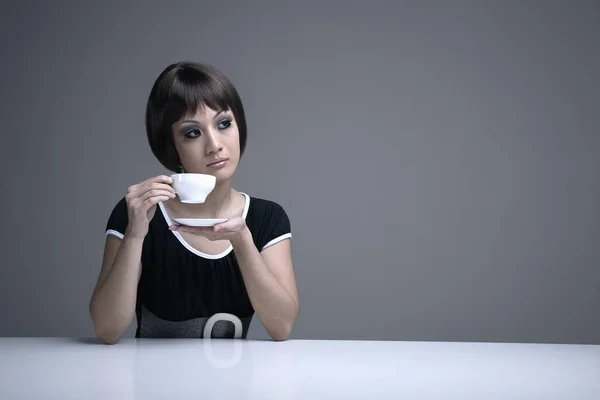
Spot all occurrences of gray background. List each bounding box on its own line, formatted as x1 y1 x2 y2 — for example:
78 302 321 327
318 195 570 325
1 0 598 344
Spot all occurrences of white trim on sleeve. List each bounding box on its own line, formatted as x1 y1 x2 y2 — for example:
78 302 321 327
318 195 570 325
262 233 292 250
105 229 124 239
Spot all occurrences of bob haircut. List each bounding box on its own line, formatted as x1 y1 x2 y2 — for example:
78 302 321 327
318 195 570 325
145 61 247 172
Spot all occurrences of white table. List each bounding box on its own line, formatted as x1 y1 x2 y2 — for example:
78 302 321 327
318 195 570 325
1 337 598 399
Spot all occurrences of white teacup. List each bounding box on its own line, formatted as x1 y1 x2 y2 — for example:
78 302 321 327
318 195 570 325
170 173 216 204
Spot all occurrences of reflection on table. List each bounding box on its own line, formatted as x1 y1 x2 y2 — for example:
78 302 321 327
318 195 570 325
1 337 598 399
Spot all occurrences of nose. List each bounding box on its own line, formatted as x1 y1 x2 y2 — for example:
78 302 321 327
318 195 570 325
205 130 223 154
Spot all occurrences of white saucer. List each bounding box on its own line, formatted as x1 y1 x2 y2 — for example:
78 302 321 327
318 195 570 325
172 218 228 227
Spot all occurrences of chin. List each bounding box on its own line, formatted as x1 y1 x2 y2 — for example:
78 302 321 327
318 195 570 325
209 166 236 182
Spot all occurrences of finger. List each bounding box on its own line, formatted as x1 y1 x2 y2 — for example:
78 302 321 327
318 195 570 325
172 225 215 235
145 183 177 197
168 224 186 231
143 195 171 209
212 219 234 232
128 176 174 196
139 189 176 202
130 194 170 212
149 175 173 184
128 183 177 198
143 182 177 196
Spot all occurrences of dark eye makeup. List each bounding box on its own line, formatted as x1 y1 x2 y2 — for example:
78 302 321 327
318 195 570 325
183 128 201 139
181 117 233 139
217 118 232 129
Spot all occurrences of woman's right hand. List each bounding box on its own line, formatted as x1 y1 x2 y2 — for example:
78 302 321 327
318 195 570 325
124 175 177 238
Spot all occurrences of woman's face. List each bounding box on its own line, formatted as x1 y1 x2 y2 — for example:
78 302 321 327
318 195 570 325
171 105 240 182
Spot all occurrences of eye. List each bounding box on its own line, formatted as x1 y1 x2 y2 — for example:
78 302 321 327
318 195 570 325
218 118 232 130
184 128 201 139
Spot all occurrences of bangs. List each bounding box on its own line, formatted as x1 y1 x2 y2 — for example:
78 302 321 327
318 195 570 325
158 65 236 124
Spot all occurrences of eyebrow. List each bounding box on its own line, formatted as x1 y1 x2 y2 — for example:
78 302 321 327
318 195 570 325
179 110 227 125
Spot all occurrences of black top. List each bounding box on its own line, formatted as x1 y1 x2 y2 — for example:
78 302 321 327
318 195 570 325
104 193 292 339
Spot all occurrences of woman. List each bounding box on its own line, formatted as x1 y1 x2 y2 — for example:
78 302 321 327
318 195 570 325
90 61 299 344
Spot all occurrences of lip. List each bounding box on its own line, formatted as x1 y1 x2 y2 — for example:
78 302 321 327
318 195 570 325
207 158 229 168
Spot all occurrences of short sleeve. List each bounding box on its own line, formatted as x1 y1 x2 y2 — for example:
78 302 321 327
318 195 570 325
260 202 292 251
105 197 128 240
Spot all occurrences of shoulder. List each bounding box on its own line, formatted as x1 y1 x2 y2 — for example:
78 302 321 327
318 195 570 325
112 196 128 212
247 195 288 219
244 194 292 251
105 196 129 239
108 196 128 219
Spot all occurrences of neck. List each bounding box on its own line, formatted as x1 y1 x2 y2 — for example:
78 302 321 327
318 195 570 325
176 179 235 218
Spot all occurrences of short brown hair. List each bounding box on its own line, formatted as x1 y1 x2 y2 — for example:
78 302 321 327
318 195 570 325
145 61 247 172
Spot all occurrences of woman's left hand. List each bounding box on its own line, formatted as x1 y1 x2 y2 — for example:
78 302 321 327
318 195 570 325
169 216 250 245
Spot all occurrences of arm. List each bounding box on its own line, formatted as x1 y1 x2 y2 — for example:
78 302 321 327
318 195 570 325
90 175 176 344
230 228 299 341
89 234 143 344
